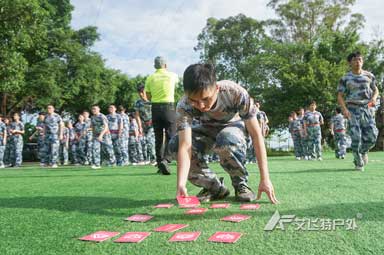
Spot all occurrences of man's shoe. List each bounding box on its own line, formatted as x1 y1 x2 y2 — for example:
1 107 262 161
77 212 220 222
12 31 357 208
158 161 171 175
355 165 364 172
235 184 256 202
196 183 230 203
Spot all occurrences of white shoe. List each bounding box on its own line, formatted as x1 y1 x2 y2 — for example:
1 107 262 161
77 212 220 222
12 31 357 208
91 165 101 169
151 161 157 166
318 157 323 161
355 165 364 171
295 157 301 160
304 156 309 160
132 163 138 166
138 161 146 165
51 164 58 168
0 164 4 169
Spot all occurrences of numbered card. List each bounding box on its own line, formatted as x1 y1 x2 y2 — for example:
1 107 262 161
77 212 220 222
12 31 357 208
79 231 120 242
169 232 201 242
208 232 242 243
221 214 251 223
114 232 151 243
125 214 153 222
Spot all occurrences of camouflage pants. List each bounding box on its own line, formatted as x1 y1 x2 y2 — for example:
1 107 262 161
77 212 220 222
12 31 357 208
9 135 23 166
301 134 310 157
4 138 11 165
59 142 69 164
142 126 155 162
347 106 378 167
44 134 60 165
37 136 46 163
129 136 143 163
69 141 77 164
76 138 87 164
291 132 303 157
110 134 122 165
0 137 6 166
246 138 256 162
334 131 347 158
92 134 115 167
306 126 322 159
85 133 93 164
168 122 249 193
120 132 129 165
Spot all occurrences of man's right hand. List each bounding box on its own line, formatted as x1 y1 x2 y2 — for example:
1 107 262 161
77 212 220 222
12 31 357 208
176 185 188 197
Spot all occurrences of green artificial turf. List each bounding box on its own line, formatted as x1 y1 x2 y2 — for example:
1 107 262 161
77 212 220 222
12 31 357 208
0 152 383 255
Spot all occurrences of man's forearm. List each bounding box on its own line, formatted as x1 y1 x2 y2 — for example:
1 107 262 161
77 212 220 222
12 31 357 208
177 146 191 188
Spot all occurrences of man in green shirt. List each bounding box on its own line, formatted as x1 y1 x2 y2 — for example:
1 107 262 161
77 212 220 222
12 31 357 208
145 56 178 175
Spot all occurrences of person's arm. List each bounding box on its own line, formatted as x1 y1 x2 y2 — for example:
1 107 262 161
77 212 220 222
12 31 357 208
337 92 351 119
329 121 334 136
135 111 143 134
176 127 192 197
99 118 108 140
118 116 123 137
3 129 7 145
29 130 38 140
59 119 64 140
370 86 379 106
245 117 278 204
319 113 324 125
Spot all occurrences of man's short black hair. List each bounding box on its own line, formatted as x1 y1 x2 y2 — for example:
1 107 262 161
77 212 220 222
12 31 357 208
347 51 362 62
137 84 145 92
183 63 216 95
335 107 342 114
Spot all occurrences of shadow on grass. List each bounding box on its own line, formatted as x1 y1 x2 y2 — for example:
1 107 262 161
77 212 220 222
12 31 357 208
0 172 160 179
273 168 355 174
0 196 382 222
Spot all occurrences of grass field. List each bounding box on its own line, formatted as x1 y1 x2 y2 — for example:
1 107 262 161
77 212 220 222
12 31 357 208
0 152 383 255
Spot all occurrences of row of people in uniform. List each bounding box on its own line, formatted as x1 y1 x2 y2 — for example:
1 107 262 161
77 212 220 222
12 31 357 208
0 87 156 169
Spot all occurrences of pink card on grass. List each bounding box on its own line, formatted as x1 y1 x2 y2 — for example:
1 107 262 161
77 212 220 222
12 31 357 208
185 207 208 215
154 224 189 232
208 232 242 243
114 232 151 243
221 214 251 223
169 232 201 242
240 203 261 210
177 196 200 208
210 203 231 209
79 231 120 242
125 214 153 222
154 203 174 208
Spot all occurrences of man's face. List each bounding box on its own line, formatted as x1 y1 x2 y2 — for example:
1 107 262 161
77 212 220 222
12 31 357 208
309 103 316 111
78 115 84 122
187 85 218 112
38 115 45 121
83 112 89 119
350 56 363 70
47 106 54 114
108 105 115 114
91 107 99 115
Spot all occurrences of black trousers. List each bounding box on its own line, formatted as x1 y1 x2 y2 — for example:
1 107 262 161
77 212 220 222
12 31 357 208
151 103 177 164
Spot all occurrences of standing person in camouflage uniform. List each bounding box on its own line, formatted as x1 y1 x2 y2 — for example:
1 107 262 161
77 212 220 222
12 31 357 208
3 118 11 166
128 114 144 165
337 51 379 171
74 114 87 165
107 105 123 166
169 64 278 203
135 85 156 165
44 105 64 168
29 112 46 166
59 122 69 165
330 107 348 159
118 106 130 166
9 112 25 167
0 116 7 168
82 111 93 165
67 121 77 164
303 101 324 160
90 105 115 169
289 111 304 160
297 108 308 160
255 101 270 137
